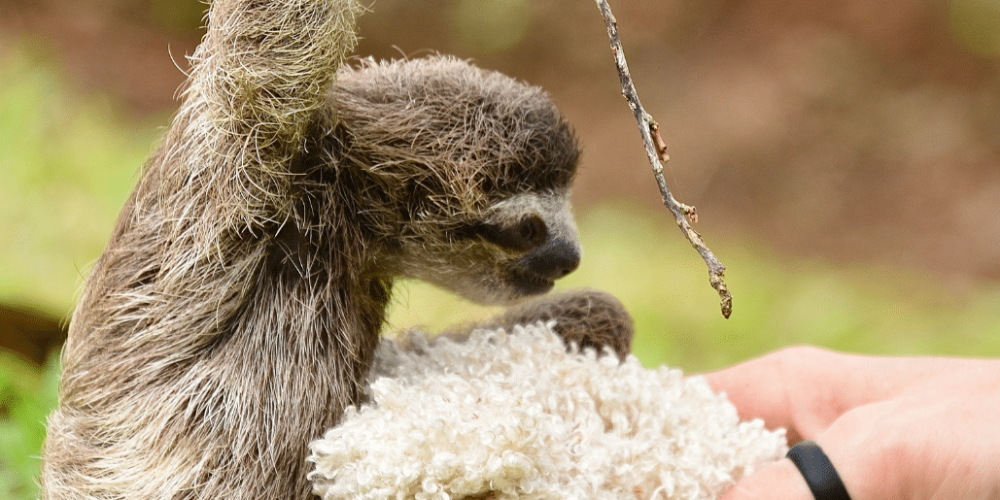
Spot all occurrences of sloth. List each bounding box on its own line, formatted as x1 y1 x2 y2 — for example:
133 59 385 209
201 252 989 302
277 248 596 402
41 1 633 499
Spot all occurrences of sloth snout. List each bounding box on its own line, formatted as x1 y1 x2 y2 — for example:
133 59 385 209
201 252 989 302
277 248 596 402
528 238 581 280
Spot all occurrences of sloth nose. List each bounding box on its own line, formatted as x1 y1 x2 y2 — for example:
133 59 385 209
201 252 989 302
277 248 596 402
529 237 581 279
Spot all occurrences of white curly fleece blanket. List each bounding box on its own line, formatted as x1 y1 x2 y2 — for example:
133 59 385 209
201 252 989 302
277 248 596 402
308 323 786 500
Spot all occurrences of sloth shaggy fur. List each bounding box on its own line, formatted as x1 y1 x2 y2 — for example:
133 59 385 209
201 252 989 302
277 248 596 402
40 1 774 499
42 1 585 500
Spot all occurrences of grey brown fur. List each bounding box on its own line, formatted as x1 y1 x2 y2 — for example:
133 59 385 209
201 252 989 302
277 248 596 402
493 289 633 360
442 289 634 361
41 1 631 499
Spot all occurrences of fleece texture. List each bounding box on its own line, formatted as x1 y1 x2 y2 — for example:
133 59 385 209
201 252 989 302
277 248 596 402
308 323 787 500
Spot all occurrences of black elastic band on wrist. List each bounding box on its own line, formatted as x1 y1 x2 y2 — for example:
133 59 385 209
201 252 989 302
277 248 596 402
785 440 852 500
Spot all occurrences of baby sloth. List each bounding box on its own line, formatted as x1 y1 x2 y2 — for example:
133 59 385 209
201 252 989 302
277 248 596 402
332 57 584 304
41 1 632 500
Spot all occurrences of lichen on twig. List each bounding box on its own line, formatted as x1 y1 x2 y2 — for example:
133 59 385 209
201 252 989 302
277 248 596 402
593 0 733 318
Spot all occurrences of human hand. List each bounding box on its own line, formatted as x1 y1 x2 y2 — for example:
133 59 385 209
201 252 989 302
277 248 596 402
704 346 1000 500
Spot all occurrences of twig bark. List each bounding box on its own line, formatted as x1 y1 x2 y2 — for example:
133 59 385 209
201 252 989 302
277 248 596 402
593 0 733 318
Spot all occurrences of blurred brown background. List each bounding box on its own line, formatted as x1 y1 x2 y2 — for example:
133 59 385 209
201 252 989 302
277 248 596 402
5 0 997 280
0 4 996 496
1 0 998 361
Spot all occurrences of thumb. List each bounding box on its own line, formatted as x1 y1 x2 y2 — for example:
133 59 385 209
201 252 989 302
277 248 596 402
719 459 814 500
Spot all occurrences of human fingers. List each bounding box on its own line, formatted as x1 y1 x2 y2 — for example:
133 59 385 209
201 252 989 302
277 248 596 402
713 353 1000 500
703 346 866 442
703 347 808 441
704 347 975 442
810 386 1000 500
722 432 864 500
718 459 813 500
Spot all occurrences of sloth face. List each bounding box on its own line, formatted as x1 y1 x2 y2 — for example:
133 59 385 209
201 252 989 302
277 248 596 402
392 190 581 305
332 56 583 304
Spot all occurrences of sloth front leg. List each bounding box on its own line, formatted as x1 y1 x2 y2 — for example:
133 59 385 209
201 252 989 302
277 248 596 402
443 289 634 360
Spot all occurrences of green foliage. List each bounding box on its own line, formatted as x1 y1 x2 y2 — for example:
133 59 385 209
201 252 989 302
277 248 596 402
0 45 158 500
2 42 1000 500
450 0 532 55
148 0 205 33
0 352 59 499
0 44 160 314
388 206 1000 373
950 0 1000 57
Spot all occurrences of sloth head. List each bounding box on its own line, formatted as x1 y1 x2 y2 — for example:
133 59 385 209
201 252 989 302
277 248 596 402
329 56 582 305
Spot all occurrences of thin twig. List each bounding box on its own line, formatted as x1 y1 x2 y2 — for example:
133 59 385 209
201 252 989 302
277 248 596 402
593 0 732 318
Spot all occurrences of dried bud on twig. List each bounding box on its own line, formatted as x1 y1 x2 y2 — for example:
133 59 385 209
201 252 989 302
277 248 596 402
593 0 733 318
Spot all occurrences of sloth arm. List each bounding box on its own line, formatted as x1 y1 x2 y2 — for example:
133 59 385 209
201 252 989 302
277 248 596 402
153 0 364 240
439 289 634 361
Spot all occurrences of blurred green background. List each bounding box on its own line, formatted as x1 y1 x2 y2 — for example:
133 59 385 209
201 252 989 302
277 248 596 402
2 0 999 497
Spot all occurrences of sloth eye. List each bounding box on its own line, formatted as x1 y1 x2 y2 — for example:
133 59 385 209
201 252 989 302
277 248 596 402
515 215 546 248
473 215 548 252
